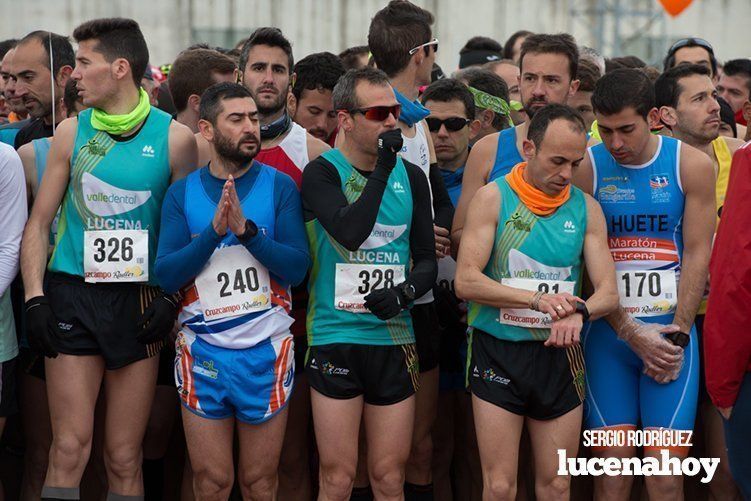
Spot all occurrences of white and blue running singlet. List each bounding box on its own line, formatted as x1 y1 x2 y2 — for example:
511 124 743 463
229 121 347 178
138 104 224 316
583 136 699 438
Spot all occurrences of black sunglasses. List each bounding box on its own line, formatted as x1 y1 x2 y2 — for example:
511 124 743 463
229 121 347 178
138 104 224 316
426 117 471 132
667 37 714 57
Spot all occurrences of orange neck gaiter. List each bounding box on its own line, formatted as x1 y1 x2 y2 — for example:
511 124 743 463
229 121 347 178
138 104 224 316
505 162 570 216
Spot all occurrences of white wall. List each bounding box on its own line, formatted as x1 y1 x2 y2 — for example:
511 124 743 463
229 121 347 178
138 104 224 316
0 0 747 70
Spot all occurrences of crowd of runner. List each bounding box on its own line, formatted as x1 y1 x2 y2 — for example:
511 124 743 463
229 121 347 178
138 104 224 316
0 2 749 500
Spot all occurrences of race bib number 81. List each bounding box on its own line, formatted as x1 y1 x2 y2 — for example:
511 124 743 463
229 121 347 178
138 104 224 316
195 245 272 321
335 263 405 313
618 270 677 317
499 277 575 328
84 229 148 283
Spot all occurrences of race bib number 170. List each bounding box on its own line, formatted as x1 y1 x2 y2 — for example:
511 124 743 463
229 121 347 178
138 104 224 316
618 270 677 317
83 229 148 283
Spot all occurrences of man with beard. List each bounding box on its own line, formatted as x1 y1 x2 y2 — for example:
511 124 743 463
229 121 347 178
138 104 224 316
655 63 745 500
451 34 580 249
236 27 329 500
155 82 309 500
289 51 345 146
9 31 74 149
21 18 196 500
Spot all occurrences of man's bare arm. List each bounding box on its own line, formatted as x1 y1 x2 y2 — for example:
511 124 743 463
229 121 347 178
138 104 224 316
581 194 619 319
18 142 37 208
455 183 531 308
450 132 497 255
21 118 76 300
305 132 330 161
169 120 198 182
572 150 595 196
672 144 715 332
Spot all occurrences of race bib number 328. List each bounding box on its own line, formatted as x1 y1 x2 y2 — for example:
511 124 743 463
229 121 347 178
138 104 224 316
84 229 148 283
335 263 405 313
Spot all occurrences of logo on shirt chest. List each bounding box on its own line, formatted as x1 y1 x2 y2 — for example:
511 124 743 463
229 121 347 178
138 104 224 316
649 174 672 204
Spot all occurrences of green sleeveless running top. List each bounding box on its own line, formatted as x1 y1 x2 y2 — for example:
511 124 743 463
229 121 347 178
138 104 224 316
467 177 587 341
307 149 414 346
48 107 172 285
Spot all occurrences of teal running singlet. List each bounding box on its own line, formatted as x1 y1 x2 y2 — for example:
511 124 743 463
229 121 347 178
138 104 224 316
306 149 414 346
467 176 587 341
48 108 172 285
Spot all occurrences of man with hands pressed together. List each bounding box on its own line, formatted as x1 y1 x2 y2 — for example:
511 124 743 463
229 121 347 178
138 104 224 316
154 82 309 500
455 104 618 501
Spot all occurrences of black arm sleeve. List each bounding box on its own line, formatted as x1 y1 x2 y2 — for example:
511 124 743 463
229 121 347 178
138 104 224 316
405 162 438 298
429 162 454 230
301 157 391 251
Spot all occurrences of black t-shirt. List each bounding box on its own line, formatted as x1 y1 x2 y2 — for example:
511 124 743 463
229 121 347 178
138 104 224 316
14 118 54 149
301 155 437 298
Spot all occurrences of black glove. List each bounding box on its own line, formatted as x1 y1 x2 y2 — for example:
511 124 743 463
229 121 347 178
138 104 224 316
364 286 405 320
375 129 404 172
137 294 179 344
25 296 60 358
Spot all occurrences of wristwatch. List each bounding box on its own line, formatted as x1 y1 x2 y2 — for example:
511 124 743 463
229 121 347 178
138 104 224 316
664 331 690 348
575 302 590 322
237 219 258 242
398 282 417 305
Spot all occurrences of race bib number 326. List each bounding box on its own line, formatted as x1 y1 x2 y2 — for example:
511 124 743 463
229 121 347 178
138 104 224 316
84 229 148 283
335 263 405 313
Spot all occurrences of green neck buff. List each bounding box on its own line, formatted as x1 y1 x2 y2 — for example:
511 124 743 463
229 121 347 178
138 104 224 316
90 88 151 135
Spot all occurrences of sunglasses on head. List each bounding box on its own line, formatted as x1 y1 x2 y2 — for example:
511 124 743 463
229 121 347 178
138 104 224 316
409 38 439 56
667 37 714 57
343 104 402 121
426 117 470 132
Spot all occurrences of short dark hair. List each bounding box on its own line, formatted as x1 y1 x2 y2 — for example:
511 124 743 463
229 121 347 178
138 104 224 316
339 45 370 71
0 39 18 61
19 31 75 76
199 82 253 125
605 55 646 73
169 49 236 113
520 33 578 81
654 64 711 109
503 30 533 60
239 27 293 74
663 38 718 76
63 79 80 114
592 68 654 118
527 104 586 149
73 18 148 87
723 59 751 95
332 67 391 112
292 52 346 100
460 36 503 55
718 96 737 138
456 67 509 129
420 78 476 119
368 0 434 77
576 59 601 92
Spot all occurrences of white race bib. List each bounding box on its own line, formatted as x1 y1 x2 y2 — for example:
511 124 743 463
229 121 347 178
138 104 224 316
195 245 272 321
499 277 575 328
436 256 456 294
334 263 405 313
617 270 677 317
83 229 148 283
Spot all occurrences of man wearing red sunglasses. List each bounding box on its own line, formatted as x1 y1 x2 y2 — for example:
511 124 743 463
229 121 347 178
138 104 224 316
368 4 455 498
301 67 437 501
